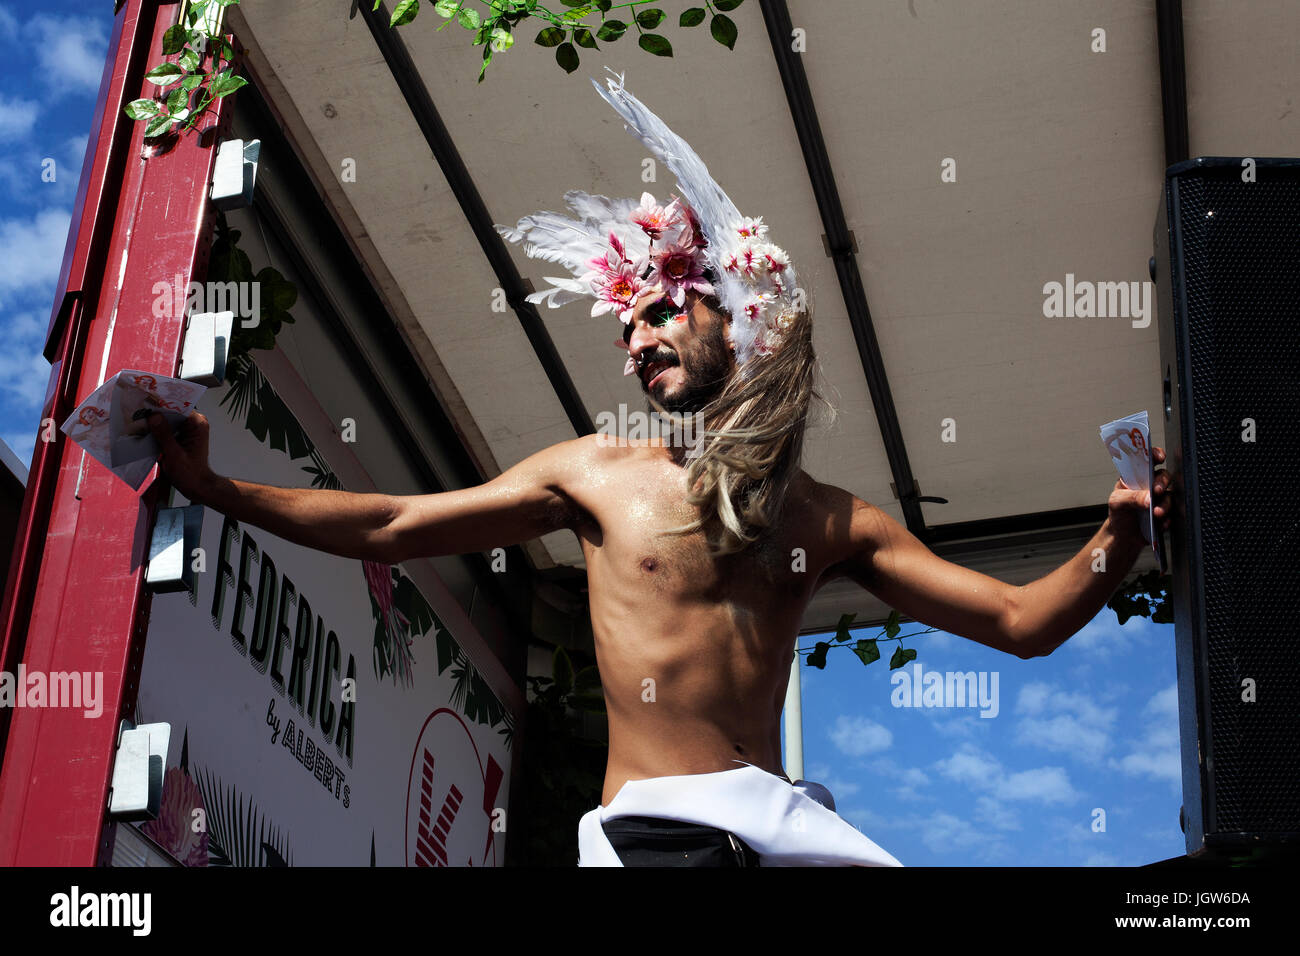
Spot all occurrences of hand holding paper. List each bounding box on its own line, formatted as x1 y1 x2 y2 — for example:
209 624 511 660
60 370 207 491
1099 410 1171 572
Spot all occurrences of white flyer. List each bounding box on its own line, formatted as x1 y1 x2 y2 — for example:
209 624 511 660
1099 410 1165 571
61 370 207 491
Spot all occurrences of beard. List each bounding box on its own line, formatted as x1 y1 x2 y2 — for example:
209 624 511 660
643 319 733 414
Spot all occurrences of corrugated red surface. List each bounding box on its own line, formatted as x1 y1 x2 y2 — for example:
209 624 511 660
0 0 231 865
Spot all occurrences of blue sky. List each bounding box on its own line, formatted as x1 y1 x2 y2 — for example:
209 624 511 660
0 0 1183 867
789 607 1182 866
0 0 113 470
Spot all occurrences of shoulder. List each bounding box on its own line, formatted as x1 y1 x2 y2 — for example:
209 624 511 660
790 471 890 563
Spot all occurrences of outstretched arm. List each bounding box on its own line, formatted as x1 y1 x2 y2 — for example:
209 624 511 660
149 411 589 564
821 448 1170 659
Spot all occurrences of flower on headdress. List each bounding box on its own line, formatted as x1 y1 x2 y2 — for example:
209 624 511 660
630 192 681 241
762 245 790 275
737 243 764 280
581 231 650 322
737 216 769 241
648 230 715 307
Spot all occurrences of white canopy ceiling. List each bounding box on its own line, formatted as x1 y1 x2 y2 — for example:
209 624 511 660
226 0 1298 633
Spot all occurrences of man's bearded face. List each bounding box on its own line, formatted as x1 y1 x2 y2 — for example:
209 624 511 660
623 286 735 414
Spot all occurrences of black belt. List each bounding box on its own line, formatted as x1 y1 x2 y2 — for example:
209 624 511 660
601 815 762 867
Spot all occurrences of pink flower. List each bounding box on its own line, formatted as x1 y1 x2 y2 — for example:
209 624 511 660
762 245 790 275
579 232 651 322
630 192 682 240
648 232 715 308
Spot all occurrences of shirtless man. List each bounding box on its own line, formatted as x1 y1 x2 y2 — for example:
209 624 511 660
147 282 1171 866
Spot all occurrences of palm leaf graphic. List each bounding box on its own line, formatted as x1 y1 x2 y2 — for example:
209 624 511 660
191 764 293 867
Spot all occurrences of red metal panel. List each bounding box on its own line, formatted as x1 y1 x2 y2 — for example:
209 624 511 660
0 0 231 864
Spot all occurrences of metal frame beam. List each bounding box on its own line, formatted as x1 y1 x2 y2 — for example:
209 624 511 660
759 0 929 538
358 3 594 437
1156 0 1191 168
0 0 231 864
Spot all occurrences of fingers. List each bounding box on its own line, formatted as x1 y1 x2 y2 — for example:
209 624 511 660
146 412 183 458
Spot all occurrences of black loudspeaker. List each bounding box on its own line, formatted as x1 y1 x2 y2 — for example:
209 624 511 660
1153 156 1300 859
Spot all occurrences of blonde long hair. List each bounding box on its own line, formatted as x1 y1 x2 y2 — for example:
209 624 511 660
651 296 833 556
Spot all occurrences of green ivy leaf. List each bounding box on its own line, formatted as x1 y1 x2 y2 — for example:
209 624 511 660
635 8 665 29
211 73 247 98
806 641 830 669
710 13 737 50
593 0 611 10
852 638 880 666
889 646 917 670
145 63 185 86
834 611 857 642
535 26 564 46
555 40 579 72
714 0 745 10
144 112 176 138
390 0 419 26
179 47 201 72
595 19 627 41
573 25 597 49
124 98 161 120
434 0 459 14
166 87 189 113
489 25 514 51
162 24 188 54
638 33 671 56
885 608 901 639
182 73 204 91
680 7 706 27
458 6 482 29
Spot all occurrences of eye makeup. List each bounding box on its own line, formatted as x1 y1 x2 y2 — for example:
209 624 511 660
647 296 684 326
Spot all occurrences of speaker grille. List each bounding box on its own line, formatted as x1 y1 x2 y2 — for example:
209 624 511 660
1178 169 1300 832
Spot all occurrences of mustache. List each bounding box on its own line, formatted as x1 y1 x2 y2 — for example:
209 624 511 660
637 349 679 377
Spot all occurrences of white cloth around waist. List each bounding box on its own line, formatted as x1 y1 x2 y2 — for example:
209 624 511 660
577 763 902 867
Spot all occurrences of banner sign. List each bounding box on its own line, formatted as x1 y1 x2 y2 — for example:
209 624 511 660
133 352 513 866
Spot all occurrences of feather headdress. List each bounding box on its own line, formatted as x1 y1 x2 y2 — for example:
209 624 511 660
494 67 800 377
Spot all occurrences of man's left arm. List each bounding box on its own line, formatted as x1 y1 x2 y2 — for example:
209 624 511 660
1010 445 1172 657
826 446 1171 659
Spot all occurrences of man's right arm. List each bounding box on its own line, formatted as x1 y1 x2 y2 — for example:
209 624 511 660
150 411 590 565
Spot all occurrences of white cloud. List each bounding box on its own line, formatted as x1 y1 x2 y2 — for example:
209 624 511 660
64 134 88 169
0 6 19 35
23 14 111 97
1109 683 1181 786
974 796 1021 831
0 93 39 140
0 139 86 205
1013 681 1118 763
934 743 1078 804
0 308 54 472
801 761 861 802
0 310 53 399
867 756 932 800
828 715 893 757
0 208 71 308
1082 851 1120 866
